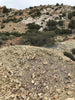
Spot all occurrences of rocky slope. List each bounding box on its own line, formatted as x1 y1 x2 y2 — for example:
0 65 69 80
51 40 75 53
0 45 75 100
0 5 75 33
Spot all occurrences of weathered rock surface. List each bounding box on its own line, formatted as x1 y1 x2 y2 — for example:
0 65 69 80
0 45 75 100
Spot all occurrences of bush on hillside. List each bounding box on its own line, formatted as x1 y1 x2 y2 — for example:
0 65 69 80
0 40 3 47
56 3 60 6
64 52 75 61
69 20 75 29
24 30 55 46
29 9 41 18
55 29 72 35
1 24 5 29
46 20 57 31
58 21 63 26
2 17 23 23
68 11 75 19
71 48 75 55
3 6 9 13
27 23 41 30
1 35 8 40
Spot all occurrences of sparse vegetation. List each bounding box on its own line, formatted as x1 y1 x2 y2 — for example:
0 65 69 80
68 11 75 19
55 29 72 35
71 48 75 55
2 17 23 23
69 20 75 29
24 30 55 46
27 23 41 30
46 20 57 31
29 9 41 18
0 40 3 47
56 3 60 6
64 51 75 61
58 21 63 26
3 6 9 13
1 24 5 29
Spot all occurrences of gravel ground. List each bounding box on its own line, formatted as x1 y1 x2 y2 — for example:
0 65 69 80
0 45 75 100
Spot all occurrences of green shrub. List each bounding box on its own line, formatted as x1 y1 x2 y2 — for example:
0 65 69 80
68 11 75 19
27 23 41 30
55 29 72 35
1 35 8 40
71 48 75 55
69 20 75 29
46 20 57 31
62 13 66 17
64 52 75 61
56 3 59 6
46 12 49 15
24 30 55 46
3 6 9 13
0 40 3 46
58 21 63 26
29 9 41 17
2 17 23 23
29 7 33 9
1 24 5 29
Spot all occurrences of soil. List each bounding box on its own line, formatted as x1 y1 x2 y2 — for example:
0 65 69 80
0 45 75 100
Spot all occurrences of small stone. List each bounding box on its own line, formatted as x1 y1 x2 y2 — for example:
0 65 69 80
68 73 72 78
54 94 59 99
43 61 48 65
56 89 61 94
31 80 34 84
0 62 3 66
65 98 75 100
67 91 73 95
32 73 35 78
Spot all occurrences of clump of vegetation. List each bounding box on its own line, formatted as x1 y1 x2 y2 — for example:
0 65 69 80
14 11 23 15
1 35 8 40
45 20 57 31
55 29 72 35
62 13 66 17
69 20 75 29
0 40 3 47
56 3 60 6
46 12 49 15
71 48 75 55
23 30 55 46
27 23 41 30
29 7 33 9
1 24 5 29
29 9 41 18
68 11 75 19
2 17 23 23
3 6 9 13
58 21 63 26
64 52 75 61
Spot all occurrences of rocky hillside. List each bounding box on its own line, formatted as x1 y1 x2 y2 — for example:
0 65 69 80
0 45 75 100
0 4 75 33
0 4 75 47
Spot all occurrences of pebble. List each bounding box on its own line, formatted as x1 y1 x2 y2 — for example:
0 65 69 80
65 98 75 100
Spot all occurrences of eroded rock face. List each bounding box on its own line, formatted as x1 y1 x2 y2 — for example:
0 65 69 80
0 45 75 100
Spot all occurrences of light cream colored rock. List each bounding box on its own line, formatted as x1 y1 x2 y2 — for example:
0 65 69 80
65 98 75 100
